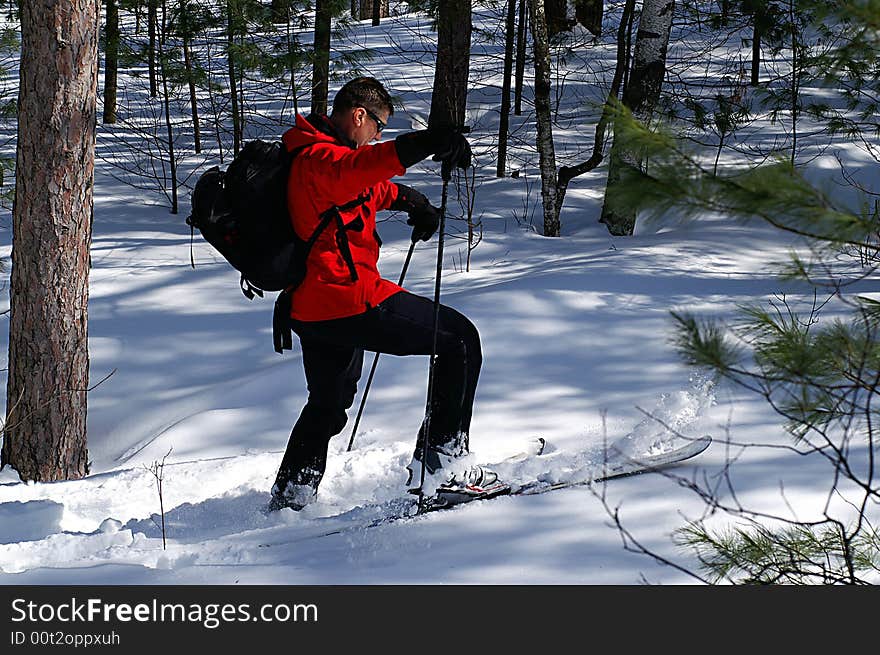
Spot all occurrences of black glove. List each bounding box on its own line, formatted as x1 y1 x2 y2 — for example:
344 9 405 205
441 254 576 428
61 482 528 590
434 130 472 181
391 184 441 242
407 206 440 242
395 127 472 180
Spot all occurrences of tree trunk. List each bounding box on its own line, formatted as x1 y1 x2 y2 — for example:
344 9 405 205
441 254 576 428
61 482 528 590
226 0 241 154
371 0 382 26
599 0 675 236
497 0 517 177
429 0 472 128
787 0 798 165
312 0 332 116
103 0 119 123
206 37 225 163
271 0 290 23
555 0 635 212
529 0 559 237
5 0 99 481
356 0 388 22
621 0 674 116
148 0 157 97
575 0 602 36
751 18 761 86
514 0 528 116
545 0 572 37
622 0 635 96
183 34 201 153
285 17 300 122
157 19 178 213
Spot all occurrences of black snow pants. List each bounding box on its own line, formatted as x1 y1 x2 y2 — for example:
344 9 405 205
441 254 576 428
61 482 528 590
273 291 482 494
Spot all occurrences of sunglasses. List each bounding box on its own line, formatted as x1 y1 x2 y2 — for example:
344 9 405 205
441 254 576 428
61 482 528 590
361 107 386 133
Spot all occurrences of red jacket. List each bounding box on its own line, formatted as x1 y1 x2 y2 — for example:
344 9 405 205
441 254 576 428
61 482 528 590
282 114 407 321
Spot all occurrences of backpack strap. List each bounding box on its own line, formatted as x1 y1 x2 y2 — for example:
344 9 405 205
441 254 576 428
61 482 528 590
273 292 294 354
332 209 360 283
272 208 337 354
338 191 372 213
241 276 264 300
328 190 372 283
188 220 196 269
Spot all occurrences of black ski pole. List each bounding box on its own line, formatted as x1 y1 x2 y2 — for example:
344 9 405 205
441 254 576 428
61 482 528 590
346 239 417 452
417 172 451 513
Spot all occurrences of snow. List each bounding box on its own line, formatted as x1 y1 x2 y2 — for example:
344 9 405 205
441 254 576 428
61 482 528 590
0 7 876 585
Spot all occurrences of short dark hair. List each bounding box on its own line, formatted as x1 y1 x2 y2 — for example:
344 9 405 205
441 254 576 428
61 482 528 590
332 77 394 117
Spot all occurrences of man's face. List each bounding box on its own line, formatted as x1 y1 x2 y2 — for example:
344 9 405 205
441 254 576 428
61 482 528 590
349 106 390 147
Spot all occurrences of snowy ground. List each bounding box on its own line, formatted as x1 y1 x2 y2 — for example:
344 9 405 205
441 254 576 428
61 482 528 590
0 7 876 585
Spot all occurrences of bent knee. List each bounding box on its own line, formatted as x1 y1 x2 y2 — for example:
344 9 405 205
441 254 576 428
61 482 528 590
302 400 349 437
458 318 482 368
437 322 481 369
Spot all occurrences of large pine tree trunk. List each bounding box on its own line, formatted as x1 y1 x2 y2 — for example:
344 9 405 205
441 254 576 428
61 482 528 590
5 0 99 481
600 0 675 236
429 0 471 128
529 0 559 237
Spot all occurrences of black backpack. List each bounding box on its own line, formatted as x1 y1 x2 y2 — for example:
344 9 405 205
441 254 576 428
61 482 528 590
186 139 364 353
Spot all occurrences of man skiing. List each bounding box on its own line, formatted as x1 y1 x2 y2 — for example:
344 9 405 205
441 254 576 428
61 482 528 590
269 77 506 511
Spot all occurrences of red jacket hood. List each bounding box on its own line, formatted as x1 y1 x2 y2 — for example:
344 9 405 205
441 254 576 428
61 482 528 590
282 114 351 152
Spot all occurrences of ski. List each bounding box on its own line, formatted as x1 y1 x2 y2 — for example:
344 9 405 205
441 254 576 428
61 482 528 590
423 435 712 511
521 433 711 493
